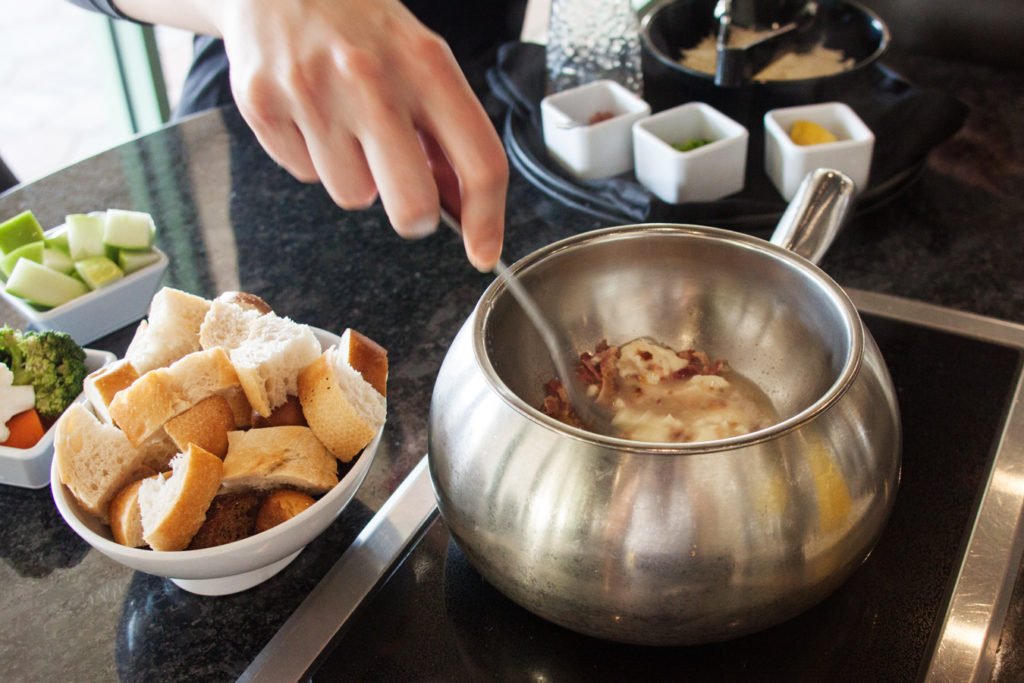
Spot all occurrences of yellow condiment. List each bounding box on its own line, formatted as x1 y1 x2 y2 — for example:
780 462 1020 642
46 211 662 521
789 120 838 146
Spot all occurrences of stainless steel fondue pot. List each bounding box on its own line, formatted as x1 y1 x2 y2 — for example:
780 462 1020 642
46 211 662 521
428 170 901 645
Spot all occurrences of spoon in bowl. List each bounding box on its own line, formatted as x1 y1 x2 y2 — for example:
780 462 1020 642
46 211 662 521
438 209 616 436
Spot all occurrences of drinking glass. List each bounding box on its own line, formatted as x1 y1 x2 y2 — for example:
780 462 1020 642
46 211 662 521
545 0 644 95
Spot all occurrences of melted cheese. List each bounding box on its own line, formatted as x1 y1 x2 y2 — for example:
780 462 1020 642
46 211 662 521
608 340 776 443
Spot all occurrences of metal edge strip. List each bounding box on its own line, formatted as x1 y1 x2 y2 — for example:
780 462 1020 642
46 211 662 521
922 364 1024 681
848 288 1024 348
848 288 1024 681
239 456 437 683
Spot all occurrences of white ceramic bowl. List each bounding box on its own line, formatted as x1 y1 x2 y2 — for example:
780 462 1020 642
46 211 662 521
540 79 651 179
633 102 749 203
0 348 116 489
49 328 383 595
1 232 168 346
764 102 874 200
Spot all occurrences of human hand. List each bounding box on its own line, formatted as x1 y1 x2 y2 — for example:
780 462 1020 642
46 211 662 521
213 0 507 270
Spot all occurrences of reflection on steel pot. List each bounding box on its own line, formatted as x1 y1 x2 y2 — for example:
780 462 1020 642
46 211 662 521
428 170 900 645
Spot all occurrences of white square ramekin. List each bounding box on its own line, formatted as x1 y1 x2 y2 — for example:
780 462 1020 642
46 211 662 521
764 102 875 200
541 79 651 180
632 102 749 204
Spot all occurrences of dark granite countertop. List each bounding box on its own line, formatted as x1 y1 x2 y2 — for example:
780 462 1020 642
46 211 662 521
0 51 1021 682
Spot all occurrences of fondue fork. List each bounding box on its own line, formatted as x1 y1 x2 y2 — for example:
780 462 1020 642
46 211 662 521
439 208 616 436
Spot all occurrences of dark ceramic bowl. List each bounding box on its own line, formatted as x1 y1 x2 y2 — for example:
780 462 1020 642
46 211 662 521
640 0 890 121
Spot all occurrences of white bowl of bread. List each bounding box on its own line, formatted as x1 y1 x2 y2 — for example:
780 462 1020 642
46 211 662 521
50 287 388 595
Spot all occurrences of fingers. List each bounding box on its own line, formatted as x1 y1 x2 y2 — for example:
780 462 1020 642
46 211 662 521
411 41 508 270
222 0 507 268
301 126 379 209
233 78 319 183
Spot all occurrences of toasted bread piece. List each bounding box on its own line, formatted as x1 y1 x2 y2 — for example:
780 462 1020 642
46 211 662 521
83 359 140 423
340 328 388 397
163 394 236 457
126 287 211 373
187 491 261 549
138 444 224 551
255 489 317 533
108 347 240 446
109 473 169 547
221 426 338 494
298 346 386 462
54 404 158 522
251 395 307 429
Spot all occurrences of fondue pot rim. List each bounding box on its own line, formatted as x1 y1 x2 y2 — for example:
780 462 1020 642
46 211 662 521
472 223 865 455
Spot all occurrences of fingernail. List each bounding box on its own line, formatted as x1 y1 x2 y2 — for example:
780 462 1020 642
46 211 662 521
401 216 439 240
468 238 502 273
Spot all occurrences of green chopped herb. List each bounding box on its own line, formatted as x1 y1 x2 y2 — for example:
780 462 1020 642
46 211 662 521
671 138 713 152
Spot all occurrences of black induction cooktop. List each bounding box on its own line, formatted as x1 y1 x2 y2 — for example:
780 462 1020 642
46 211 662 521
241 290 1024 683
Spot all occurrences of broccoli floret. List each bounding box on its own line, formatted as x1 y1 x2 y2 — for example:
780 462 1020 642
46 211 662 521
0 326 87 419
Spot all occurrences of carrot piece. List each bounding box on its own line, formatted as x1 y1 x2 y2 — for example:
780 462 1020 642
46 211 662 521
2 408 46 448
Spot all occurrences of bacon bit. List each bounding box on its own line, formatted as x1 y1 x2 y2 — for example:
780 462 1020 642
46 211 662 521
540 379 585 428
674 349 726 377
671 365 700 380
637 350 653 361
578 353 602 385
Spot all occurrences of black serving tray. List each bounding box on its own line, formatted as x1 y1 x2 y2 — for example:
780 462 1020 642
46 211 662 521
488 42 967 230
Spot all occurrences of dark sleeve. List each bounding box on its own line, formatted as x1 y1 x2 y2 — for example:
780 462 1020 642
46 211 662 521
64 0 133 20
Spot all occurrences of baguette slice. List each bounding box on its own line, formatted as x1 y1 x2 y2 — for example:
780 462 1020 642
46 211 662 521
202 299 321 417
199 298 263 351
109 473 169 548
108 347 240 446
221 426 338 494
54 404 158 522
298 345 386 462
83 358 140 423
126 287 211 373
339 328 388 397
222 386 253 428
138 444 224 551
228 313 322 417
163 394 236 457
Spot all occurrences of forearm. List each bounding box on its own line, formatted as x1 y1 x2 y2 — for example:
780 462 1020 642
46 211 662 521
107 0 227 36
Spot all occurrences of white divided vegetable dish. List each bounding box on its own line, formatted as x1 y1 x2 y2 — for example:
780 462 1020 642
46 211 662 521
0 348 116 489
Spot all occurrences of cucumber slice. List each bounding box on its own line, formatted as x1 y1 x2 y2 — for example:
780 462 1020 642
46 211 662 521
0 211 45 255
44 224 70 254
0 241 44 279
104 209 155 250
5 258 88 308
43 247 75 274
66 213 106 261
74 255 124 290
118 248 160 274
